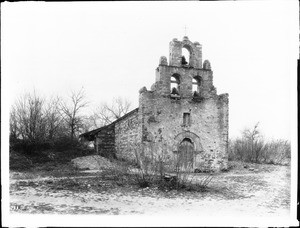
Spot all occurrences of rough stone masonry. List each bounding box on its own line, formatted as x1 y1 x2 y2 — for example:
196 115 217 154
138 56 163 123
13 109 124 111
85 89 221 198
80 36 229 172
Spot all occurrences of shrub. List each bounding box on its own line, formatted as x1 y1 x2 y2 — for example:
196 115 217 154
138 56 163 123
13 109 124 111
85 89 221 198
119 142 215 191
9 150 33 171
98 158 214 192
97 160 132 186
229 134 291 165
260 139 291 165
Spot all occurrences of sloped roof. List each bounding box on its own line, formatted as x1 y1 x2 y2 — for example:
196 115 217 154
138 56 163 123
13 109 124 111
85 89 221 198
80 108 139 140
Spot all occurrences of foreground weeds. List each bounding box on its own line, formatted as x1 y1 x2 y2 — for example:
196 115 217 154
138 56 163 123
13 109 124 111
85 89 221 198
10 162 84 180
10 161 290 215
98 161 215 193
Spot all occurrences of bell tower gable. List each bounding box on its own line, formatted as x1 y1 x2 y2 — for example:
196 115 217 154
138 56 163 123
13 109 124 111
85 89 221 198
169 36 202 69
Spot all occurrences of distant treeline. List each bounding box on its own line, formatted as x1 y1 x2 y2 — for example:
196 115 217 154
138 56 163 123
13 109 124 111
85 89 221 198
9 89 132 155
9 91 290 166
228 123 291 165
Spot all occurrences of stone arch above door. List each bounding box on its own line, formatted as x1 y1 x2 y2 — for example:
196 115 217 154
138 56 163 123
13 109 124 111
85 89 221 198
173 131 203 154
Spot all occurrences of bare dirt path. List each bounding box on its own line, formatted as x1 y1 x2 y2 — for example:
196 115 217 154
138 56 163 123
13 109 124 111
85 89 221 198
10 164 290 217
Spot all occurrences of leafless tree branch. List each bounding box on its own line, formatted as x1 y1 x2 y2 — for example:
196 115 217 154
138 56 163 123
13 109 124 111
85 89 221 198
88 97 132 129
60 88 89 140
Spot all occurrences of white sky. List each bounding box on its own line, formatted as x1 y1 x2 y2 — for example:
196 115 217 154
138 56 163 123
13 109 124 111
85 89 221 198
1 2 299 226
1 1 298 140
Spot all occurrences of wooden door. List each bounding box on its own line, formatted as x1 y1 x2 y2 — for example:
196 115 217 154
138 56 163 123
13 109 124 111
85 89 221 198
178 138 194 171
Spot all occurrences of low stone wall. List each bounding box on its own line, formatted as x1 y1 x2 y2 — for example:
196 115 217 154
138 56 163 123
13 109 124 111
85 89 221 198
115 109 140 162
95 124 116 159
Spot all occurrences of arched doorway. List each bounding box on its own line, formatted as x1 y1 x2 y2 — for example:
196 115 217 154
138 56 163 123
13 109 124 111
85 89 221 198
178 138 194 170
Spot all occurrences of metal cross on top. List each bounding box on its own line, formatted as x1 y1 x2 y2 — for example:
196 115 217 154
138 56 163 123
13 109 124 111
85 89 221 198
184 25 188 36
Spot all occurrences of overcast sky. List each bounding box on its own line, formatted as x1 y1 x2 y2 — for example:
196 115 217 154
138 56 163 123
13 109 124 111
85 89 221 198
2 1 298 140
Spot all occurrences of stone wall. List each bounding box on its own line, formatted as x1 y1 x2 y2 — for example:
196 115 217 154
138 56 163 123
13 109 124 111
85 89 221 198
94 124 115 159
93 109 140 161
169 37 202 68
153 65 215 98
139 89 228 172
114 108 140 161
139 39 229 172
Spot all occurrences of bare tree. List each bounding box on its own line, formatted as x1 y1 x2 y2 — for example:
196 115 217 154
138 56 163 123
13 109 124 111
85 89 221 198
242 122 263 163
229 123 291 165
60 88 89 140
80 115 96 133
260 139 291 164
44 96 65 141
9 105 20 141
11 92 46 143
91 97 132 128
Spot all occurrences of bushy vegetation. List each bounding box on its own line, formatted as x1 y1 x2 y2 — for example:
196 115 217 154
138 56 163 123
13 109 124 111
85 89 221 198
228 123 291 165
113 142 215 192
9 89 133 171
9 89 88 154
97 160 213 192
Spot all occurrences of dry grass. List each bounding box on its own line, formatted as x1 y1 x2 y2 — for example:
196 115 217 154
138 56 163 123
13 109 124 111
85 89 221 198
9 160 290 215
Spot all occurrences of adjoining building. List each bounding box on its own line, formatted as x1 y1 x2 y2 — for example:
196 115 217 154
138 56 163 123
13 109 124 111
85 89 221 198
80 36 229 172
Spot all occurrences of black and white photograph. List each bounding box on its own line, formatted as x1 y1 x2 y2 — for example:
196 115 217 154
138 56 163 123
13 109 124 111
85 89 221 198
1 1 298 227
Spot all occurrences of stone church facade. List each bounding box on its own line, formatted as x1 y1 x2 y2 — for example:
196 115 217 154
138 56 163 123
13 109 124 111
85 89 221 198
81 36 229 172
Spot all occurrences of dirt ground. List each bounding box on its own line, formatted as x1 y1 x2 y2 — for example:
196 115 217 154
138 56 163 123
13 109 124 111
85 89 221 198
9 161 290 217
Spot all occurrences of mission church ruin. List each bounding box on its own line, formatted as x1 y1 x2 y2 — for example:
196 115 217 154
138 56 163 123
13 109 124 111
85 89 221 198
81 36 229 172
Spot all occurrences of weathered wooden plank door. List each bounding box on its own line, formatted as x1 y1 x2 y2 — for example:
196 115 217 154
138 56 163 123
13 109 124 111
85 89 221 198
178 138 194 171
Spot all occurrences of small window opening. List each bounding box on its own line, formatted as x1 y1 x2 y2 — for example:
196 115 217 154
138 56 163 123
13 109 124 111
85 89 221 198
183 113 191 126
170 75 180 95
192 76 202 97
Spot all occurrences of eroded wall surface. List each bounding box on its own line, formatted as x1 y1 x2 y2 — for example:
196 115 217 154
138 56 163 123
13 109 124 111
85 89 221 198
138 36 229 172
94 124 116 159
114 109 140 161
139 93 228 171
